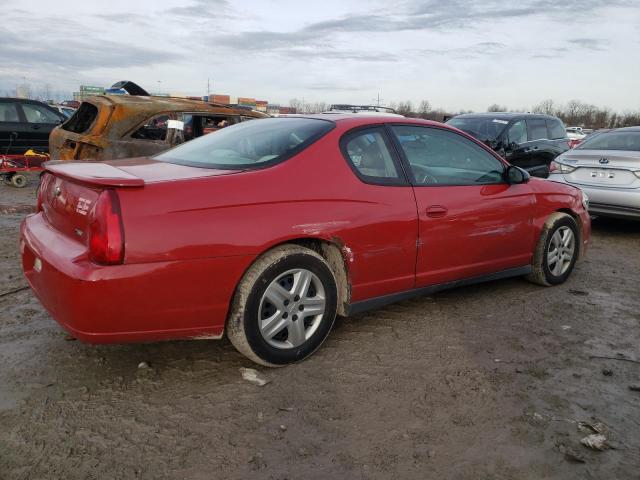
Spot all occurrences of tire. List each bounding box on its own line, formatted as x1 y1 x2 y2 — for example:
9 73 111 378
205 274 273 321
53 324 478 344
527 212 580 286
227 244 338 367
11 174 27 188
2 173 14 186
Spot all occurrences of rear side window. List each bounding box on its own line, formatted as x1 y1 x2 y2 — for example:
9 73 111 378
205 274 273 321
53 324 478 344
0 102 20 122
527 119 548 140
342 128 401 183
546 119 566 139
132 114 170 141
156 117 334 169
62 102 99 133
22 103 61 124
506 120 527 145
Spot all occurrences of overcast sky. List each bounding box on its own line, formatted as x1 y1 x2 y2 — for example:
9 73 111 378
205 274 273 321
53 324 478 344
1 0 639 111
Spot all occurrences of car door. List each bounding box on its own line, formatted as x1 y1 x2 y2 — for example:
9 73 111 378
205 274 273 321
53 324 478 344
18 101 64 152
389 124 535 287
503 118 536 171
340 126 418 299
0 100 31 154
524 118 555 177
127 112 175 157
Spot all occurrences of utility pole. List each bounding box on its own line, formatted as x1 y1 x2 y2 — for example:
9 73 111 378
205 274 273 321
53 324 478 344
372 93 383 106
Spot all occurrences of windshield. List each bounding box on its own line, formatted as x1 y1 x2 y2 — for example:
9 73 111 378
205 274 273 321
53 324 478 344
446 117 509 142
577 131 640 151
156 117 334 169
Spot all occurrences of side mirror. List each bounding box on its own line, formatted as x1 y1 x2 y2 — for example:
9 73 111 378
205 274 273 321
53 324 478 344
505 165 530 184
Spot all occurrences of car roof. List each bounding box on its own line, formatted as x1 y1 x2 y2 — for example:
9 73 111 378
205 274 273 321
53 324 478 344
0 97 53 104
611 126 640 132
282 113 443 128
451 112 559 121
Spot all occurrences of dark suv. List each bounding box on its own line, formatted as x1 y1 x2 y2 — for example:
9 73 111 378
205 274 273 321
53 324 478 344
446 113 570 177
0 98 66 154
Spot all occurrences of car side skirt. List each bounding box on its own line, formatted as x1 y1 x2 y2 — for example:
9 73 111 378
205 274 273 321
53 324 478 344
347 265 532 316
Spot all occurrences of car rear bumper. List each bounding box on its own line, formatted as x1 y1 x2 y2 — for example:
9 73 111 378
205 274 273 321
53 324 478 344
548 174 640 220
20 213 255 343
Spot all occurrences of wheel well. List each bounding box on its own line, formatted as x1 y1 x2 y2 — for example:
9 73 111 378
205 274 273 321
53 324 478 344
270 238 351 316
556 208 584 259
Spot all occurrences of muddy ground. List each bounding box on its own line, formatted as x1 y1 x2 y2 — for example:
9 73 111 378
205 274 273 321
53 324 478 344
0 176 639 479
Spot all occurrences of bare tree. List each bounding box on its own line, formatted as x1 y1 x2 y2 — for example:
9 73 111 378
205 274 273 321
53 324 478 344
487 104 507 112
532 99 555 115
417 100 431 118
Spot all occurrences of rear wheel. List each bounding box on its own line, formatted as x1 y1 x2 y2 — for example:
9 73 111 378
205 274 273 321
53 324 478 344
227 244 338 366
11 174 27 188
2 173 14 186
527 213 579 286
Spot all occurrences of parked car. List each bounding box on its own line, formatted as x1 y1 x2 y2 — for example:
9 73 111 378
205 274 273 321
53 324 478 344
49 94 268 161
60 100 81 109
566 126 587 148
447 113 570 177
52 105 77 118
1 98 66 154
549 126 640 219
22 115 590 366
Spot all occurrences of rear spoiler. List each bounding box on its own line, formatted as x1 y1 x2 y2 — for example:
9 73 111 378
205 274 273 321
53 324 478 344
45 161 144 187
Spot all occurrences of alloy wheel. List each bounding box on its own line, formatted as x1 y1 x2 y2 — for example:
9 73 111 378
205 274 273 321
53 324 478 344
258 268 326 349
547 226 575 276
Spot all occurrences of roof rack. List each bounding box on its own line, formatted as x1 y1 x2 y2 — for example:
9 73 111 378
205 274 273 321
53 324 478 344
329 104 397 114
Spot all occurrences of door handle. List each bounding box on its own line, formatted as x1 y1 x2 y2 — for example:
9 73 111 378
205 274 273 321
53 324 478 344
426 205 448 218
31 125 41 130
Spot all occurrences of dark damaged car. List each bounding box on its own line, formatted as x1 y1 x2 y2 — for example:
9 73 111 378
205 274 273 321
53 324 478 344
49 95 268 161
447 113 571 178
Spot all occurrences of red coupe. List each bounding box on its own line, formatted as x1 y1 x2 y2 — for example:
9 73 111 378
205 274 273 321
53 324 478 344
21 115 591 366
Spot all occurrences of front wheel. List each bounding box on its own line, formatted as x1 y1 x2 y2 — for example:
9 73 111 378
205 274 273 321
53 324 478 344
227 244 338 366
527 212 580 286
11 174 27 188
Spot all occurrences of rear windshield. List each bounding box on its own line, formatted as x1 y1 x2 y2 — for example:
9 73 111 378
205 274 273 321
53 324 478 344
155 117 334 169
577 131 640 151
61 102 98 134
446 117 508 142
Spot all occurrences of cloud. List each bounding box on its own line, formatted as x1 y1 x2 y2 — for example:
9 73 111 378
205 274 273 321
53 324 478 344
164 0 233 19
567 38 609 50
0 31 179 71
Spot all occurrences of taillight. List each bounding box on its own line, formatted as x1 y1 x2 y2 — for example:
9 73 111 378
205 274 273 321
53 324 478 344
550 161 576 174
88 190 124 265
36 174 52 212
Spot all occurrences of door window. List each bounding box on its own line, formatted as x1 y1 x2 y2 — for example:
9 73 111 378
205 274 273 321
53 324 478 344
342 128 402 184
131 114 170 141
0 103 20 122
546 119 566 139
391 125 505 186
527 119 548 141
182 114 236 141
21 103 61 124
506 120 527 145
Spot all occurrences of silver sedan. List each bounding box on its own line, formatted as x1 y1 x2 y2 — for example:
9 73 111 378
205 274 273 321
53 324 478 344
548 126 640 220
